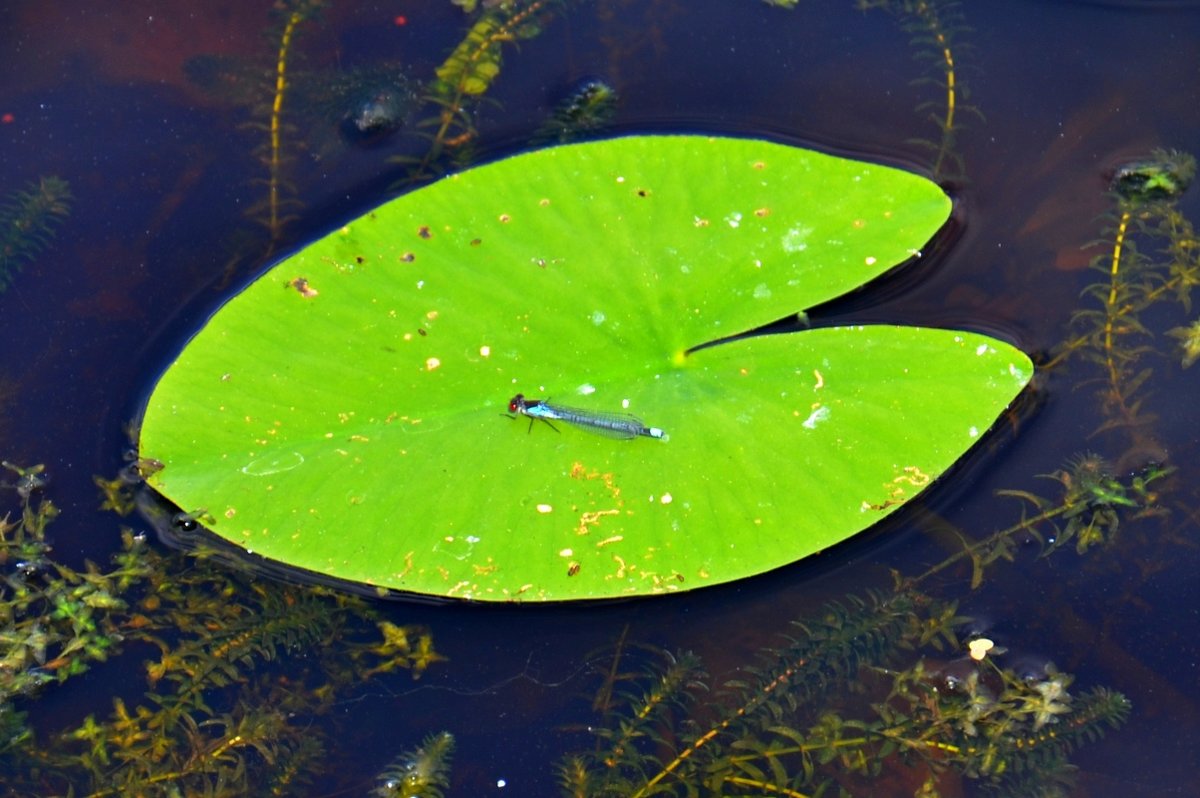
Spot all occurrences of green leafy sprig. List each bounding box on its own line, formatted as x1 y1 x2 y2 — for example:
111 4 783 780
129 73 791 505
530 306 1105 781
1051 150 1198 446
857 0 978 181
560 591 1128 798
398 0 566 180
373 731 455 798
0 462 447 797
0 176 72 292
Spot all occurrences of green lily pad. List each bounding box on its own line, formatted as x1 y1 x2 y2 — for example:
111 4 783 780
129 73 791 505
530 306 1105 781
138 135 1032 602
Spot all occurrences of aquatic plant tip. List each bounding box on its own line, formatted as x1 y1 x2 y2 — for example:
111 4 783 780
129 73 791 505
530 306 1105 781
1112 149 1196 204
1167 318 1200 368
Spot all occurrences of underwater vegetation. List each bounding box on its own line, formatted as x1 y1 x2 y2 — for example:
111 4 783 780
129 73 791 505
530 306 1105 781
253 0 341 249
856 0 976 182
398 0 571 180
244 0 327 249
187 0 571 263
761 0 973 182
530 78 619 145
186 0 414 257
911 456 1172 588
0 176 72 293
1 460 447 797
1050 149 1199 458
180 0 329 260
559 593 1130 798
0 461 135 754
372 730 455 798
191 0 969 268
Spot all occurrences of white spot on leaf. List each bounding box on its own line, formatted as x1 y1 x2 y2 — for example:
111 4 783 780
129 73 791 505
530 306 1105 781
782 226 813 252
802 406 830 429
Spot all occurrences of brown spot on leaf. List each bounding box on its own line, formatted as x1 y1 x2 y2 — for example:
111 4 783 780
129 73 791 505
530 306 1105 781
289 277 318 297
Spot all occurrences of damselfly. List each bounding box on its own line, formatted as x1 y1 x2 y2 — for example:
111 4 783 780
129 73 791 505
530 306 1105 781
506 394 668 441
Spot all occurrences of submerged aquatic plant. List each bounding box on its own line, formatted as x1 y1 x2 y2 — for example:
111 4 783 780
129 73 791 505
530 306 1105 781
0 176 72 292
857 0 977 181
1053 149 1199 450
247 0 327 248
398 0 568 180
0 464 138 685
372 731 455 798
0 462 447 796
531 78 619 145
1167 317 1200 367
910 454 1172 590
559 591 1129 798
0 461 148 756
185 0 341 259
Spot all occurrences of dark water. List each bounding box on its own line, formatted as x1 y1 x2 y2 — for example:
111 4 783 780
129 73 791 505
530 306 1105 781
2 1 1198 796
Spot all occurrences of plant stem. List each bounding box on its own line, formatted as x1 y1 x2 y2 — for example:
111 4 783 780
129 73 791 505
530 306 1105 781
266 9 304 246
1102 210 1137 426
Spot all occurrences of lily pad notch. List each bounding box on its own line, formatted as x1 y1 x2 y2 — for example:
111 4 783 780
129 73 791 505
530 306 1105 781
138 135 1033 602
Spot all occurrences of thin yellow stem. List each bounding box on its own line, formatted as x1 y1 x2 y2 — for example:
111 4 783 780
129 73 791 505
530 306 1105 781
912 1 957 176
267 11 304 241
723 776 812 797
906 503 1071 588
1102 211 1135 423
630 656 810 797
